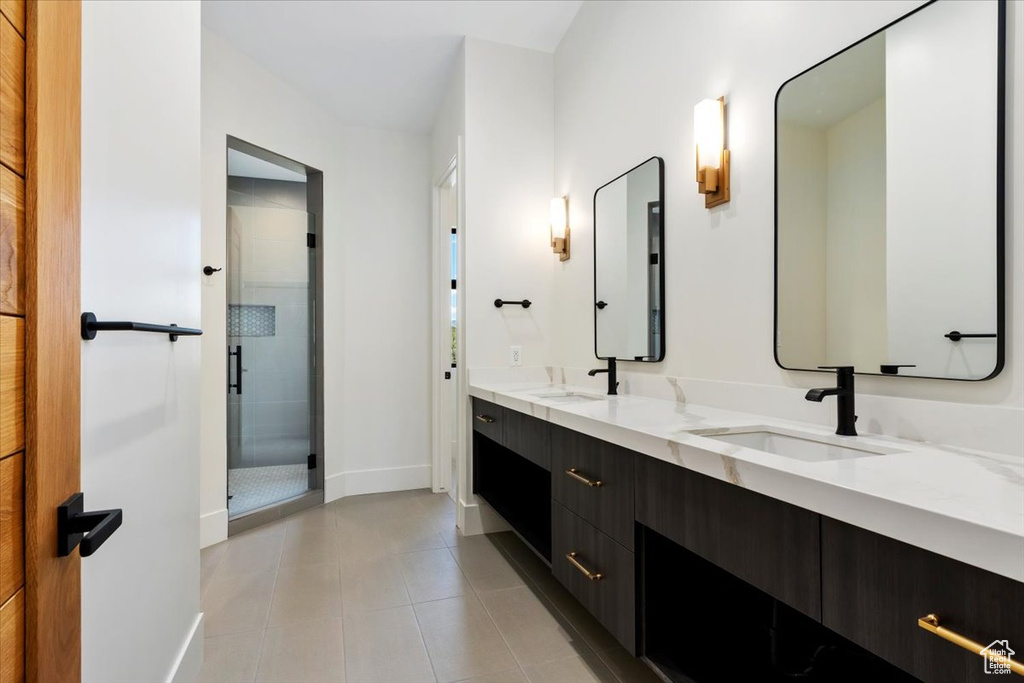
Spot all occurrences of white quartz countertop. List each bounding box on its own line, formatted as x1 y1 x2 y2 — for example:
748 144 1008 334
469 381 1024 583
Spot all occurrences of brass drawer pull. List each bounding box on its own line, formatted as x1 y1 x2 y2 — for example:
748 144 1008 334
566 552 603 581
475 415 496 424
918 614 1024 676
566 468 602 487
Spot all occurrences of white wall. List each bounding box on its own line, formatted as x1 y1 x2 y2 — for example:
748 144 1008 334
886 0 1000 379
201 28 431 546
464 38 555 372
81 2 203 681
545 0 1023 452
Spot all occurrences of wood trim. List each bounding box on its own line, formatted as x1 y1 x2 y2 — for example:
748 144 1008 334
24 1 80 681
0 451 24 604
0 587 25 683
0 315 24 458
0 15 25 177
0 166 25 315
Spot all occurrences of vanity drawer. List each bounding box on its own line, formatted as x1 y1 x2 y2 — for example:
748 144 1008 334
552 500 636 653
502 408 550 471
471 397 503 443
822 518 1024 682
551 425 634 550
635 456 821 619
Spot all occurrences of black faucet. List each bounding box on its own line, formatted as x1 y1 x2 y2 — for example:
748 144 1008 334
588 357 618 396
805 366 857 436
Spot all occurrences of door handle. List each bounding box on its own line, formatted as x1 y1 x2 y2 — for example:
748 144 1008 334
57 492 123 557
228 345 242 395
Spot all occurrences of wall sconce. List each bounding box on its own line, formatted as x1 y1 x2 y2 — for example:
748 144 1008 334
694 97 730 208
550 196 570 261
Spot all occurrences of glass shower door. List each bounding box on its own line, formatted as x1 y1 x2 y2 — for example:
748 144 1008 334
226 192 314 518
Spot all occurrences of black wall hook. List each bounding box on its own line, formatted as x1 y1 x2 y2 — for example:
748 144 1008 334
203 266 222 276
494 299 532 309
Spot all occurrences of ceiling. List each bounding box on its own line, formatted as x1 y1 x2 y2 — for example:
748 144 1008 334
202 0 583 133
778 33 886 129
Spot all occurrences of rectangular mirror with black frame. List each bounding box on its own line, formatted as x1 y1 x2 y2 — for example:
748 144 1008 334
774 0 1005 381
594 157 665 362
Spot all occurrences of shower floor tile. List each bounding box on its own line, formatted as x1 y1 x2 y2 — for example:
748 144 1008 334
229 464 309 516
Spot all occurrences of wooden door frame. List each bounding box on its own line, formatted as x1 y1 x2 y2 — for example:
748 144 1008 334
24 1 81 681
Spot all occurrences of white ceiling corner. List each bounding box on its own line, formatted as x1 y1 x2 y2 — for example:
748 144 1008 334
201 0 583 133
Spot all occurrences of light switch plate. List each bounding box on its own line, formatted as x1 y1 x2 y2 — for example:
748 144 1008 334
510 345 522 366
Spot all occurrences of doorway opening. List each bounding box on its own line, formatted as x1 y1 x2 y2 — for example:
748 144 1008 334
433 159 459 501
225 137 324 531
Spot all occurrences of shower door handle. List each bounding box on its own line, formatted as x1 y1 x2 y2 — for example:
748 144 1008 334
228 345 242 395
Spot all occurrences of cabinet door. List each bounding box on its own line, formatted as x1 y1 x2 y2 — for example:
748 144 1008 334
551 425 634 550
502 408 550 471
822 518 1024 683
552 501 636 653
471 397 503 443
635 456 821 619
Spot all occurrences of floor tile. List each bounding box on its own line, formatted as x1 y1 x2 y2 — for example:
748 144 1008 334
478 586 592 666
281 524 339 568
201 541 229 597
336 523 390 570
203 570 277 637
594 647 663 683
454 670 528 683
534 576 621 653
491 533 551 584
448 537 527 593
414 595 517 683
343 605 436 683
256 617 346 683
219 530 286 577
287 505 338 531
399 548 472 604
199 631 264 683
268 562 343 626
521 654 618 683
383 516 448 554
341 556 411 613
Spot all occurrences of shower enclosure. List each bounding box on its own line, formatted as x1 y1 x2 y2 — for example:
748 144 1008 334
225 139 323 526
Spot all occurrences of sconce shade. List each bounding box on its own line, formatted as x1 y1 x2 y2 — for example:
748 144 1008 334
550 196 570 261
695 98 724 170
695 97 730 208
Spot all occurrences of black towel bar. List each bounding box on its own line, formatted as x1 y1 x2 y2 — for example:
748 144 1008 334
944 330 997 342
81 312 203 342
494 299 532 309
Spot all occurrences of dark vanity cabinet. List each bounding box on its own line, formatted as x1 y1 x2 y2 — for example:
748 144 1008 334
822 519 1024 683
635 456 821 619
550 425 637 652
472 398 551 559
471 401 1022 682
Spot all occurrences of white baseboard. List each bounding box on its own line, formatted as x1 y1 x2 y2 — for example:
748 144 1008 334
459 499 510 536
325 464 432 503
166 613 204 683
200 509 228 549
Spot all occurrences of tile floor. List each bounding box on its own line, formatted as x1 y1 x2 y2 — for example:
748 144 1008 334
199 489 662 683
228 465 309 516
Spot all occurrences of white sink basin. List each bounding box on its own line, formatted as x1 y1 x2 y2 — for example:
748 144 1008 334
529 390 604 404
697 426 905 462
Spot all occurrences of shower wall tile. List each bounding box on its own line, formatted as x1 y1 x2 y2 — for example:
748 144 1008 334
255 370 309 404
253 436 308 467
254 400 309 438
252 178 306 211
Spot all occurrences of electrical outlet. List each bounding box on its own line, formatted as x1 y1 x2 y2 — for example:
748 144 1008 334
510 345 522 366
